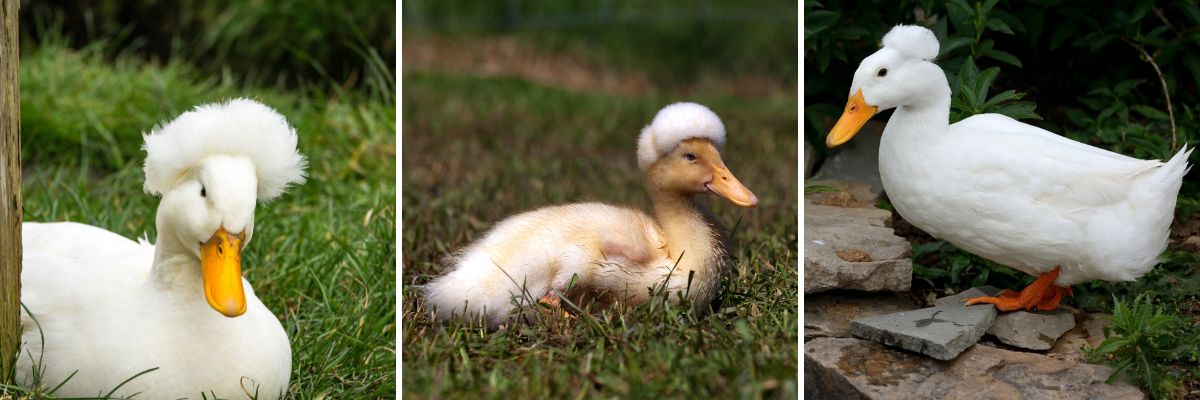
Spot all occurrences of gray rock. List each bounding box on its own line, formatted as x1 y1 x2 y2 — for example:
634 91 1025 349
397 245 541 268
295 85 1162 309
819 121 885 195
805 292 917 341
805 224 913 294
988 309 1076 350
805 337 1145 400
933 287 1078 351
849 302 996 361
804 180 912 294
805 203 892 229
933 286 1001 307
805 179 879 209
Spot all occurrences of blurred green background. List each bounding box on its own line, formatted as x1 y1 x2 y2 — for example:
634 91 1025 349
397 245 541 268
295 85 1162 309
402 0 798 398
11 1 395 398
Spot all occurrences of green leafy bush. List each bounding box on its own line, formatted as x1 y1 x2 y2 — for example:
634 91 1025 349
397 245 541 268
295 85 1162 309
1087 294 1200 400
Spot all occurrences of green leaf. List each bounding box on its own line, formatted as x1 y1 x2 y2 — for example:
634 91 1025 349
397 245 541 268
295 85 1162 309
984 50 1022 67
982 0 1001 14
982 90 1019 109
975 67 1001 102
1179 0 1200 25
1131 105 1169 121
984 18 1013 35
939 36 974 57
989 102 1042 120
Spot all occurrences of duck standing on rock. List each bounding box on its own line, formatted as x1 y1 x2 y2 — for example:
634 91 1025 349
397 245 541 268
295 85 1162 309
425 102 758 327
17 99 305 398
826 25 1191 312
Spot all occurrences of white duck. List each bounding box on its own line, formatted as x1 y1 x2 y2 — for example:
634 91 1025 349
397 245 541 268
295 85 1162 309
826 25 1192 311
425 102 758 327
16 99 306 399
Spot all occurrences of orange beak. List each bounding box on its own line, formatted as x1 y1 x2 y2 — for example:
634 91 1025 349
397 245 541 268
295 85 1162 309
706 161 758 207
201 227 247 317
826 89 878 148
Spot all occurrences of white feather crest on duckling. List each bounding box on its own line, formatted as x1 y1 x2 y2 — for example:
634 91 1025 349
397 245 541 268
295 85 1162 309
637 102 726 170
881 24 939 61
143 98 308 201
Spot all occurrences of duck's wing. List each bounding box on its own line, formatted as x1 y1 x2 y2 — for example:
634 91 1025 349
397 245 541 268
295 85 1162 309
950 113 1162 209
22 222 153 270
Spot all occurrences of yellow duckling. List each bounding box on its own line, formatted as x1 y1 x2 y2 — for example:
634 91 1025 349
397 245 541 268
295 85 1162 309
425 102 758 327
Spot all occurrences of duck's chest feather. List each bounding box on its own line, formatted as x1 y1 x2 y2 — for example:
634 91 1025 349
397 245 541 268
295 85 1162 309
15 225 292 400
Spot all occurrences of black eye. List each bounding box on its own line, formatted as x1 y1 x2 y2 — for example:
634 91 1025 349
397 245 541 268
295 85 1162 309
877 68 888 77
200 187 207 198
683 153 697 161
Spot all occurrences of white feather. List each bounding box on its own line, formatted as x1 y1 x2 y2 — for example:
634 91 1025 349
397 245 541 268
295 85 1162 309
637 102 726 170
143 98 307 201
882 24 939 61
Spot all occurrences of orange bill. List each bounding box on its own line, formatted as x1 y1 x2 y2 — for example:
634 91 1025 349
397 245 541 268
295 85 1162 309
706 162 758 207
201 227 247 317
826 89 878 148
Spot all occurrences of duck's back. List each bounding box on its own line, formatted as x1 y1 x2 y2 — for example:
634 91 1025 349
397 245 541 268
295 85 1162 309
881 113 1190 285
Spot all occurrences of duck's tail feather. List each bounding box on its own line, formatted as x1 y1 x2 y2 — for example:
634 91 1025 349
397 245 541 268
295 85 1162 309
422 249 531 328
1153 144 1192 185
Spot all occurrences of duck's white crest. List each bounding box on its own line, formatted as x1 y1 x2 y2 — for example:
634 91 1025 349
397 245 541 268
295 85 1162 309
637 102 726 170
881 24 939 61
143 98 308 201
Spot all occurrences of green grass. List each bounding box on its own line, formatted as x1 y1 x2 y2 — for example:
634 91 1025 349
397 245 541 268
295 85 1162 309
6 38 396 398
401 70 798 398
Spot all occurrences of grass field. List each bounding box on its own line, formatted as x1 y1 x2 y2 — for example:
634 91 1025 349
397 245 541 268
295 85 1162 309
400 57 798 397
6 38 397 398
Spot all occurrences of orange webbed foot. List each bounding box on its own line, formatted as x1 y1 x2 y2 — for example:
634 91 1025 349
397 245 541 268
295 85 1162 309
537 291 573 319
964 266 1071 312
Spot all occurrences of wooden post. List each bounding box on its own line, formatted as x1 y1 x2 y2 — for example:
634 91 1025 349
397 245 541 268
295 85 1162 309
0 0 20 384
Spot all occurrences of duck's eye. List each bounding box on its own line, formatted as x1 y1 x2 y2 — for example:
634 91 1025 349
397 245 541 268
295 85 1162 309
877 68 888 77
200 187 207 198
683 153 697 161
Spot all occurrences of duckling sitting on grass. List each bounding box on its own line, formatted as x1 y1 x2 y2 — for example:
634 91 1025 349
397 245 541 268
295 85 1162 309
425 102 758 328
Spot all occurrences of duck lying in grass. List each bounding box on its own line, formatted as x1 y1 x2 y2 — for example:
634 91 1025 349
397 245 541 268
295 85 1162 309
826 25 1191 311
425 102 758 327
17 99 306 399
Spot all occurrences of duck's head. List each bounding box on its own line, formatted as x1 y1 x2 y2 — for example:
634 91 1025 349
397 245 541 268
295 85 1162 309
637 102 757 207
143 98 307 317
827 25 947 148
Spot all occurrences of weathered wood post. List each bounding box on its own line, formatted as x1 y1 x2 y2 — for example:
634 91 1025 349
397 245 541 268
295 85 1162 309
0 0 20 384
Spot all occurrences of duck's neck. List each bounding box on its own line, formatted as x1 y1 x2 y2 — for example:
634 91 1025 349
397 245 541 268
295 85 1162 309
646 185 726 305
888 87 951 136
150 227 204 291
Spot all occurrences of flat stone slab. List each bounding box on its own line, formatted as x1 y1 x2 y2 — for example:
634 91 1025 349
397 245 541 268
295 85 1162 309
805 337 1145 400
850 301 996 361
804 180 912 294
805 225 913 294
988 309 1075 350
934 287 1077 351
805 292 917 340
